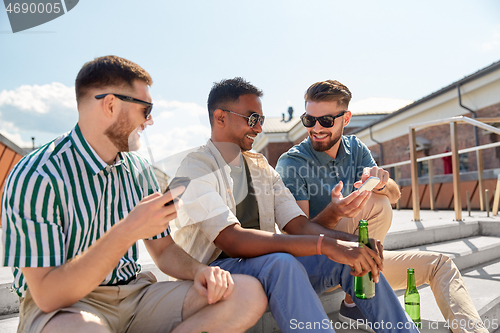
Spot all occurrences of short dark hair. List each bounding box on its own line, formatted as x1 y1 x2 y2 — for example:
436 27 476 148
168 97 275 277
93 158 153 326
75 55 153 105
207 77 263 126
304 80 352 108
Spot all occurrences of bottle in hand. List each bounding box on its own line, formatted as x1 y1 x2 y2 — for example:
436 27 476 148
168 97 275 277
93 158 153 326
405 268 421 328
354 220 375 299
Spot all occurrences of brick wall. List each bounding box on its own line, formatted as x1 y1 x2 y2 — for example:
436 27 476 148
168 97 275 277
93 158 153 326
266 142 294 168
367 102 500 179
261 133 308 168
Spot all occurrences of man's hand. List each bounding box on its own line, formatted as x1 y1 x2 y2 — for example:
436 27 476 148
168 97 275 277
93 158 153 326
368 238 384 261
322 238 384 282
122 186 185 241
321 181 371 228
354 166 390 191
193 266 235 305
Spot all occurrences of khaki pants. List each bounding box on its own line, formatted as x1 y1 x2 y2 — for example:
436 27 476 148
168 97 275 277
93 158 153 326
18 271 193 333
334 193 487 333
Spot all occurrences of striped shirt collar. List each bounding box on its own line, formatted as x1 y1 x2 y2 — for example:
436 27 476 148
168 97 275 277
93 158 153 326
69 123 125 176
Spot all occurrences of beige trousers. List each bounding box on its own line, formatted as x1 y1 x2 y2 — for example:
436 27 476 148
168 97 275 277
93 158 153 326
18 271 193 333
334 193 487 333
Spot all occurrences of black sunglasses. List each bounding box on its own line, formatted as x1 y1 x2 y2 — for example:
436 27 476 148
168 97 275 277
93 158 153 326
95 94 153 119
221 109 265 128
300 111 347 128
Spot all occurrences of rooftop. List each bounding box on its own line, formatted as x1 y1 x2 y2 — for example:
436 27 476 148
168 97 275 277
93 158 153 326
262 116 302 134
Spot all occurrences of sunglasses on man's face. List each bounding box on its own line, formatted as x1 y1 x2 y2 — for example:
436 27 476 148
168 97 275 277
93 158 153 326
221 109 265 128
95 94 153 119
300 111 347 128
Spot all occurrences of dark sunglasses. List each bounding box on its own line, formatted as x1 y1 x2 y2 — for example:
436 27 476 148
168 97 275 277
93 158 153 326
221 109 265 128
300 111 347 128
95 94 153 119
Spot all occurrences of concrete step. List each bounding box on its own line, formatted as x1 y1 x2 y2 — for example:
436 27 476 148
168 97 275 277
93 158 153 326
0 313 18 333
385 218 500 251
403 235 500 271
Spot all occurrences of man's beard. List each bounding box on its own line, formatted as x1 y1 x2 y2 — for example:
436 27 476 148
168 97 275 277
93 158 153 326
309 131 342 152
104 113 138 152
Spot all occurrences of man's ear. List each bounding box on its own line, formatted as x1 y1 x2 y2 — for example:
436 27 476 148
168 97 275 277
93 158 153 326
213 108 226 127
344 110 352 126
99 94 118 119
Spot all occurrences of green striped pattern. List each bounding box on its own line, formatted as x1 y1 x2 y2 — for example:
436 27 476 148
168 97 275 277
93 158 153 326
1 124 167 297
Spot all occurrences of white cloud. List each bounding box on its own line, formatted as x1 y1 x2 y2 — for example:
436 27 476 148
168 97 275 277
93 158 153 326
0 82 77 114
0 82 78 147
0 130 33 149
155 100 206 116
0 83 211 157
137 97 211 169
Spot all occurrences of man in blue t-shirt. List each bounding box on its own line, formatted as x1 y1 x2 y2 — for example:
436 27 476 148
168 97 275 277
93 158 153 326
277 80 486 333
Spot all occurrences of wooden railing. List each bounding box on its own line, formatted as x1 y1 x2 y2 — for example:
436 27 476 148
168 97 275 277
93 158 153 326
380 116 500 222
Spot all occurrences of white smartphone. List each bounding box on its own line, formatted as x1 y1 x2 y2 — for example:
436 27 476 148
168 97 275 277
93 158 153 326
357 176 380 193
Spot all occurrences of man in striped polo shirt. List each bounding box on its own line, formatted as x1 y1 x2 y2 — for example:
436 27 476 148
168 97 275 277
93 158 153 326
1 56 267 333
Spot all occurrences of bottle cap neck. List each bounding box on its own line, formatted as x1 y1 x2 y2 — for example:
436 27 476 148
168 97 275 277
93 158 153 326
407 268 416 287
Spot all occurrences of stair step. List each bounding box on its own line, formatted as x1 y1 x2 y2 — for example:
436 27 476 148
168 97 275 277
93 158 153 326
403 235 500 271
0 314 18 333
385 219 480 251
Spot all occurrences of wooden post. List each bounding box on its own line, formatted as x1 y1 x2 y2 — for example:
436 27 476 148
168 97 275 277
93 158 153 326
395 166 400 211
428 159 435 210
466 191 471 217
477 150 485 211
485 189 490 217
493 174 500 216
409 128 420 221
450 122 462 221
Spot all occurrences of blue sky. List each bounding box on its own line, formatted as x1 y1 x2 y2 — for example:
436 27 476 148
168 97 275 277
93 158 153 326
1 0 499 162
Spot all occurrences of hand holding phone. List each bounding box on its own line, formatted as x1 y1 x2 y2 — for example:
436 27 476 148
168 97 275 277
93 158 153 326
164 177 191 206
357 176 380 193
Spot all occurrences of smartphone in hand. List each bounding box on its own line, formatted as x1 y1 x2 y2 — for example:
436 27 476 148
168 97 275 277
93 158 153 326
357 176 380 193
164 177 191 206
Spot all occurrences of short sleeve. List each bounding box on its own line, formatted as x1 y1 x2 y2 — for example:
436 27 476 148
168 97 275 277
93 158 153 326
270 167 307 231
276 155 309 201
173 154 240 243
2 171 65 268
141 161 169 240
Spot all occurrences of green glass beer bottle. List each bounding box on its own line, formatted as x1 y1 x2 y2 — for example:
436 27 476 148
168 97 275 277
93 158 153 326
354 220 375 299
405 268 421 328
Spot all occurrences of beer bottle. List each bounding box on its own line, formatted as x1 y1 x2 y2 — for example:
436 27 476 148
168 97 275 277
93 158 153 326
405 268 421 328
354 220 375 299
